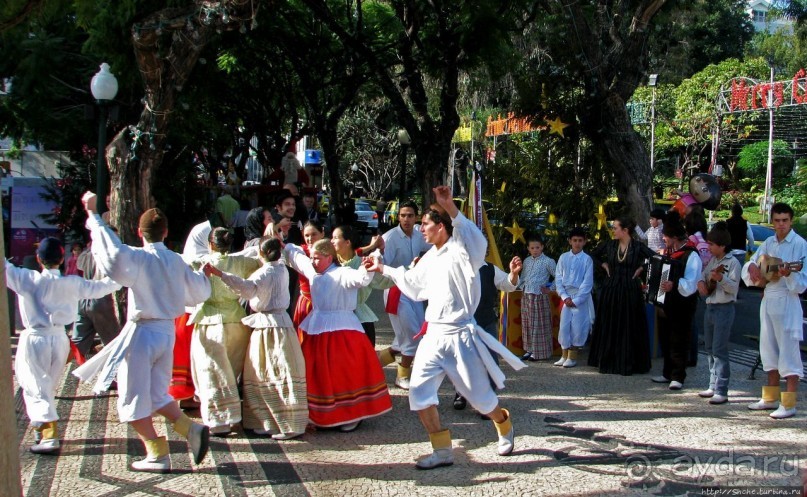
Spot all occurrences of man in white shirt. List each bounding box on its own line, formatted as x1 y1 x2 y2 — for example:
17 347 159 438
378 200 431 389
367 186 526 470
75 193 212 473
744 202 807 419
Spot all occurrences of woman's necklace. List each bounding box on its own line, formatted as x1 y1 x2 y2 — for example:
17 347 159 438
617 241 629 262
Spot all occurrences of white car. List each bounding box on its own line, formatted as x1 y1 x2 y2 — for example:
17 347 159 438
355 201 379 233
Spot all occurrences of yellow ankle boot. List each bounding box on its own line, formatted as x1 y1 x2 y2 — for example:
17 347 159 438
415 429 453 469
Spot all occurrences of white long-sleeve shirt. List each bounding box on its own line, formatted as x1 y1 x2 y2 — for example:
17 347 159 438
554 250 593 307
87 213 211 321
383 211 486 326
284 244 372 335
6 262 120 330
382 224 431 270
677 249 703 298
220 260 293 329
748 229 807 296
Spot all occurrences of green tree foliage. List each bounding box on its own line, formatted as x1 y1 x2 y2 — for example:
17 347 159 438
737 139 794 181
0 1 97 150
648 0 754 85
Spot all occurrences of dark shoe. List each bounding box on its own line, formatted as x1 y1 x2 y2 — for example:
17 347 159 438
521 352 533 361
453 393 467 410
479 413 491 421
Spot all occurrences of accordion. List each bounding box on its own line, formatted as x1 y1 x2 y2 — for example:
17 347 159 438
646 254 684 306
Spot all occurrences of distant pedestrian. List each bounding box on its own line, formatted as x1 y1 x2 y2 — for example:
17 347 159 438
644 209 666 253
726 203 754 268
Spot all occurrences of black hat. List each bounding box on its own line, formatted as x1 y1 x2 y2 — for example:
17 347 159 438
36 237 64 265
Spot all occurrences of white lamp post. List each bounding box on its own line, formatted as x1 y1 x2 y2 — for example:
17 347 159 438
648 74 658 172
90 63 119 216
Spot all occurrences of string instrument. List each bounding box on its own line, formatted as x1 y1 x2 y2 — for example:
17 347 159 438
754 255 804 288
705 264 728 295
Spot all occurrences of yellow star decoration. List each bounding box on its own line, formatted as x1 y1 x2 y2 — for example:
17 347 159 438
545 117 570 137
505 220 526 245
595 204 607 230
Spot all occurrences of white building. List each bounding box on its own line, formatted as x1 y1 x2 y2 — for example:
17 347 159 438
747 0 793 33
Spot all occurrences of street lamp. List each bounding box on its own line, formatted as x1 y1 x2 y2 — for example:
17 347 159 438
648 74 658 173
397 129 410 201
764 63 775 223
90 63 118 217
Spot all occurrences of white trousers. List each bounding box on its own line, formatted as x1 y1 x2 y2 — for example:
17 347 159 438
387 295 425 357
116 321 176 422
760 295 804 378
409 328 498 414
558 302 592 349
15 328 70 425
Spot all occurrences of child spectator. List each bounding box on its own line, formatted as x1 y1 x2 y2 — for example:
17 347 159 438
554 227 594 368
7 237 120 454
696 222 740 405
646 209 666 253
519 235 556 361
65 242 84 276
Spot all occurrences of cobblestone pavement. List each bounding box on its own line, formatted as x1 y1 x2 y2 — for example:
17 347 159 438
13 324 806 497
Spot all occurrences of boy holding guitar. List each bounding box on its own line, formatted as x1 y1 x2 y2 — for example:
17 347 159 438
743 203 807 419
696 222 740 405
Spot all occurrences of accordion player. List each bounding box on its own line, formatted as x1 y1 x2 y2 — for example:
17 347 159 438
646 254 685 306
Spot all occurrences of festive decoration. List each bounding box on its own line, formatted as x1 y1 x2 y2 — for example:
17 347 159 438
545 117 570 137
595 204 607 230
504 220 526 245
500 181 507 193
486 113 545 137
723 69 807 113
546 213 558 236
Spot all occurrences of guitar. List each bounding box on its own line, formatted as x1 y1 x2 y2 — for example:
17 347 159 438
705 264 728 295
754 255 804 288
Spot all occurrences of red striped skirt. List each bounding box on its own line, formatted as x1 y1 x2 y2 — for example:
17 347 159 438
302 329 392 427
169 313 195 400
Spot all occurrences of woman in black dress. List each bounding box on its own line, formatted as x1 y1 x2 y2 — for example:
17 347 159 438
587 216 655 375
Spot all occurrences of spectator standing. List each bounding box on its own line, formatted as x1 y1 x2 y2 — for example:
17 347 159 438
726 203 754 268
587 217 656 375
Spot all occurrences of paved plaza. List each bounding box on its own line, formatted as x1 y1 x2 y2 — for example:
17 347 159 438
12 320 807 496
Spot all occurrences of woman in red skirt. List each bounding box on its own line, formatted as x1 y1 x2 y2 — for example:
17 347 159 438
284 238 392 432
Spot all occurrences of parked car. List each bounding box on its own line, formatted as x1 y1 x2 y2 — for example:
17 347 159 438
354 200 379 233
384 200 399 225
749 223 774 252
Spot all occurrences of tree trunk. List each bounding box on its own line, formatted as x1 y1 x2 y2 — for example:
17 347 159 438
583 92 653 229
106 7 214 244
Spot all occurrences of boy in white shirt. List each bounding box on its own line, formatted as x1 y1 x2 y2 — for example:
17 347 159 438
553 227 594 368
7 237 120 454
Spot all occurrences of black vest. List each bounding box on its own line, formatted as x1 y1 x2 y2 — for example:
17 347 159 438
475 263 498 327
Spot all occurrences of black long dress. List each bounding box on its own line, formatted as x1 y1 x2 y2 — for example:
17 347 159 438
587 239 655 375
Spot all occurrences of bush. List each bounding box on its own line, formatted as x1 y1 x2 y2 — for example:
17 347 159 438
718 189 757 210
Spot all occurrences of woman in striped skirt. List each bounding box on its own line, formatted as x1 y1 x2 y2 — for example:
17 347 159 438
206 238 308 439
189 228 260 434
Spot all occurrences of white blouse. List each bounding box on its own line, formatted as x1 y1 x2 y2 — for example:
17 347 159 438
284 244 373 335
220 260 293 329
